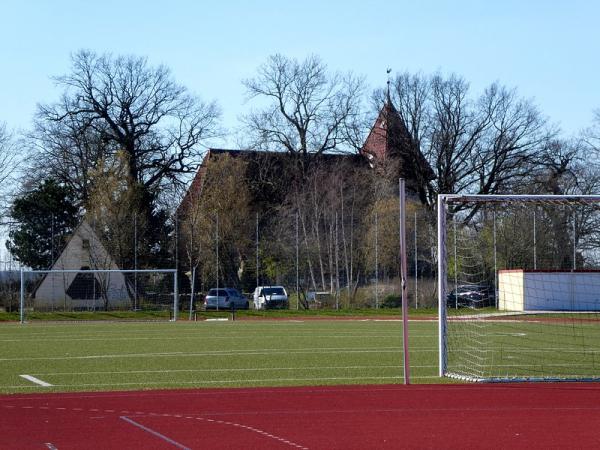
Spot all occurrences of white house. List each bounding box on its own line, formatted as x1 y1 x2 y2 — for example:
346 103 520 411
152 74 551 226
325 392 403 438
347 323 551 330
34 221 133 310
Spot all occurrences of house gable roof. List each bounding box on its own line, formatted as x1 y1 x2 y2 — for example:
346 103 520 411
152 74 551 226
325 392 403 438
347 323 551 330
49 220 121 271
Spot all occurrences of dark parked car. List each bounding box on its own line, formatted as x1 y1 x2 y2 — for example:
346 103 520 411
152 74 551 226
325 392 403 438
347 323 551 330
204 288 249 310
447 284 494 309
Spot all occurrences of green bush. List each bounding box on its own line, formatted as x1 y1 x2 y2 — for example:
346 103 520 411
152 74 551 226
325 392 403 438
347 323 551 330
381 294 401 308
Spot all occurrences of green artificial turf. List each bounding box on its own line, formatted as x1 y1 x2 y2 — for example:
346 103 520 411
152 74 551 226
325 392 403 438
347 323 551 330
0 319 441 394
3 311 598 394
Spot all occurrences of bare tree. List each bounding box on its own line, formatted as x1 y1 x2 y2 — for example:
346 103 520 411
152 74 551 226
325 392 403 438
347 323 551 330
85 151 146 269
582 109 600 169
27 111 111 205
36 50 220 198
383 72 553 205
475 83 551 195
242 54 364 165
0 123 19 210
179 154 253 288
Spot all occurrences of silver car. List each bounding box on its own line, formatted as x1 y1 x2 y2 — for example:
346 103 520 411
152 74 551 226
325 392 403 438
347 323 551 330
204 288 249 310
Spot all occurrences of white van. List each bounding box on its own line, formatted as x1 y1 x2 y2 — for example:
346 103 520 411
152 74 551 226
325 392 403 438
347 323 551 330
253 286 289 310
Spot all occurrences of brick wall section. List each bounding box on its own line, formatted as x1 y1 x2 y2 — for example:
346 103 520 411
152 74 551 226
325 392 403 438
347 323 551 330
361 107 389 160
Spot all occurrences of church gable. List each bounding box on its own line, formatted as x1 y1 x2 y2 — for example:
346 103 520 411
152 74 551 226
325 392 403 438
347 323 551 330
180 100 436 215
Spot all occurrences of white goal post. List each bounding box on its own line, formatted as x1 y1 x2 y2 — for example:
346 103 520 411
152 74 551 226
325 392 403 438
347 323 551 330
438 194 600 382
19 269 179 323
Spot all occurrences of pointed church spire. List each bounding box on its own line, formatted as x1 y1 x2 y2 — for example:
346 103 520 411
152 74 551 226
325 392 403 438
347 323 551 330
386 68 392 106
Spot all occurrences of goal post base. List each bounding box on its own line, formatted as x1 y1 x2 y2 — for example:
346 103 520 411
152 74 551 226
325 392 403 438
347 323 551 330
444 372 600 383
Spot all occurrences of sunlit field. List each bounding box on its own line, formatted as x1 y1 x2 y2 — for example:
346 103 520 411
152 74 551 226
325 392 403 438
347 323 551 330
0 319 441 393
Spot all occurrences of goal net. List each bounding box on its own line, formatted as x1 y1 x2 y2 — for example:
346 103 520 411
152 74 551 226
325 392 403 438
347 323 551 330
19 269 178 322
438 194 600 381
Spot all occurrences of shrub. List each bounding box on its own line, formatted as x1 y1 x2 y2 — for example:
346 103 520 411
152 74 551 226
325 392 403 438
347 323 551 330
381 294 401 308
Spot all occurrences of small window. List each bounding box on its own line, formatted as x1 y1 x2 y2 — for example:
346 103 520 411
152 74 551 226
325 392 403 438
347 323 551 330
82 239 90 249
208 289 228 297
262 287 285 296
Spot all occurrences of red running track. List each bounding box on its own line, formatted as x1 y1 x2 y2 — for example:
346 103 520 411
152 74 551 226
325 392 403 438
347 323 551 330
2 384 600 449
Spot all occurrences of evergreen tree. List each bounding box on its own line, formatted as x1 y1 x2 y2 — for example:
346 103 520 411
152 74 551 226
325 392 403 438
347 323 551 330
7 180 79 269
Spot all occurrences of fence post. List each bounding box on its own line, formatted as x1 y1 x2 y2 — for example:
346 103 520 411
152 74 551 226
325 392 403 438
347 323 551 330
20 269 24 324
188 266 196 321
173 269 179 321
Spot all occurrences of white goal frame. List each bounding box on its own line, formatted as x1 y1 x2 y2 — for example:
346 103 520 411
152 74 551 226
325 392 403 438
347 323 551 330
19 268 179 323
437 193 600 381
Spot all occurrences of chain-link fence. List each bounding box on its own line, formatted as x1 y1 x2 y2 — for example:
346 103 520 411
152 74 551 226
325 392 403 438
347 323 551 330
177 200 439 312
1 198 443 317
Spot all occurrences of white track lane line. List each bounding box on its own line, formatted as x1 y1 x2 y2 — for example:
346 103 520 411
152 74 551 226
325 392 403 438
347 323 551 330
44 443 58 449
120 416 190 450
19 375 52 387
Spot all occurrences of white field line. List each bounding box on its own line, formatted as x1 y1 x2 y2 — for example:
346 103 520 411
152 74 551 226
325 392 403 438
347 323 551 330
4 375 410 388
5 344 598 363
0 320 434 334
33 364 429 376
0 321 434 336
44 444 58 450
188 415 308 449
7 403 600 416
0 346 414 362
120 416 190 450
0 325 553 338
0 376 445 390
19 375 52 387
32 360 600 378
0 333 437 342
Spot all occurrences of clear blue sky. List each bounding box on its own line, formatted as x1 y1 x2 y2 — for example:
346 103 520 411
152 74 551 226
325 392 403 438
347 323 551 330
1 0 599 143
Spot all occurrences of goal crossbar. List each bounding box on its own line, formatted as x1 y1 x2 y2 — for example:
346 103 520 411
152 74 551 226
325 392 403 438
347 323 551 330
439 194 600 203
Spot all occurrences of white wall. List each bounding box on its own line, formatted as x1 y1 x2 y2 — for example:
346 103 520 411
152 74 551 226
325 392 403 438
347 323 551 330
499 270 600 311
523 272 600 311
498 270 524 311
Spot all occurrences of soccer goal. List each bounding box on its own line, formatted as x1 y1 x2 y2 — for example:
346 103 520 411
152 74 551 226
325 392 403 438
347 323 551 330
19 269 179 322
438 194 600 382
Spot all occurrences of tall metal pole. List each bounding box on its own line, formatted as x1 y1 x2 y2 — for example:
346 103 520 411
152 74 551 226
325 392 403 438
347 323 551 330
335 211 340 310
134 214 138 311
533 209 537 270
414 211 418 309
216 213 219 311
51 213 55 266
189 266 196 321
19 269 24 324
175 213 179 272
399 179 410 385
493 209 497 309
256 212 259 287
453 215 458 309
296 211 299 310
174 213 179 319
573 215 577 270
375 209 379 309
173 268 179 321
437 195 448 377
